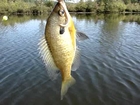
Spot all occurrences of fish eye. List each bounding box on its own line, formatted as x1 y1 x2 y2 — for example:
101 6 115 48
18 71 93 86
58 9 65 17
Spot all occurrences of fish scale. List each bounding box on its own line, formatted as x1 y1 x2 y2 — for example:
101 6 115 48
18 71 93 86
48 33 75 70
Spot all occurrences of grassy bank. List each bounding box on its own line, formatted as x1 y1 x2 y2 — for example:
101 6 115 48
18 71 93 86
0 0 140 15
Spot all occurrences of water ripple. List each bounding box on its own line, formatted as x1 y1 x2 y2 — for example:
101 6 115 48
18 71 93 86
0 15 140 105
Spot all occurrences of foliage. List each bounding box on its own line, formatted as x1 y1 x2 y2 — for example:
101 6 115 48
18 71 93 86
67 3 77 12
85 0 97 12
9 1 34 13
44 1 55 12
30 5 50 14
44 1 55 8
96 0 140 13
0 2 9 14
75 0 87 12
0 0 140 15
0 0 51 14
104 1 126 12
96 1 105 12
126 3 140 12
123 0 131 4
0 1 35 14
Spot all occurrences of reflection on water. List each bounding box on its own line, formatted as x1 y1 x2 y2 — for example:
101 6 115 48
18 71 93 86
0 14 140 105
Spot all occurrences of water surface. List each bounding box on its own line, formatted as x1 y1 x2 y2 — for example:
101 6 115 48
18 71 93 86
0 14 140 105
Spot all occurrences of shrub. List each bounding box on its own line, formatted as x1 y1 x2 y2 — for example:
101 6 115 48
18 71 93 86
67 3 76 12
126 3 140 12
0 1 35 14
75 0 87 12
0 2 9 14
30 5 49 14
105 1 126 12
85 1 97 12
44 1 55 8
96 1 105 12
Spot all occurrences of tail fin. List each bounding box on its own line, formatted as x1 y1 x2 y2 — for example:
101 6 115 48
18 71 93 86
61 76 76 100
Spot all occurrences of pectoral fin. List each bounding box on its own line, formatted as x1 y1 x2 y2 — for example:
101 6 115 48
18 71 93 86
76 32 89 41
38 36 59 80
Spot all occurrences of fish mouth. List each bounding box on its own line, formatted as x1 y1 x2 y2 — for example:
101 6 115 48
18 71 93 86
58 0 70 27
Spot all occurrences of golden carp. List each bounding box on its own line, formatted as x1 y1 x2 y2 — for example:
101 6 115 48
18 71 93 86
38 0 88 100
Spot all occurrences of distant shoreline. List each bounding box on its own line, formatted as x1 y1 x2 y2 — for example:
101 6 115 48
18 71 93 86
70 12 140 14
1 11 140 16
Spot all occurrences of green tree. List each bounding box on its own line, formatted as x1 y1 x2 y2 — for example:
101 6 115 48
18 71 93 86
123 0 131 4
75 0 87 12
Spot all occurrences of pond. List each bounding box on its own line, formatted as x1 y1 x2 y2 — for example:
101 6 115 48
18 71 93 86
0 13 140 105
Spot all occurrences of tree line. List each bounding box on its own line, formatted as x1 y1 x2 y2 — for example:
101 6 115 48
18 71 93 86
68 0 140 13
0 0 140 15
0 0 54 15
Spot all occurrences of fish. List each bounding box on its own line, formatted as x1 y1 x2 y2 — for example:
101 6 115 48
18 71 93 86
38 0 88 100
